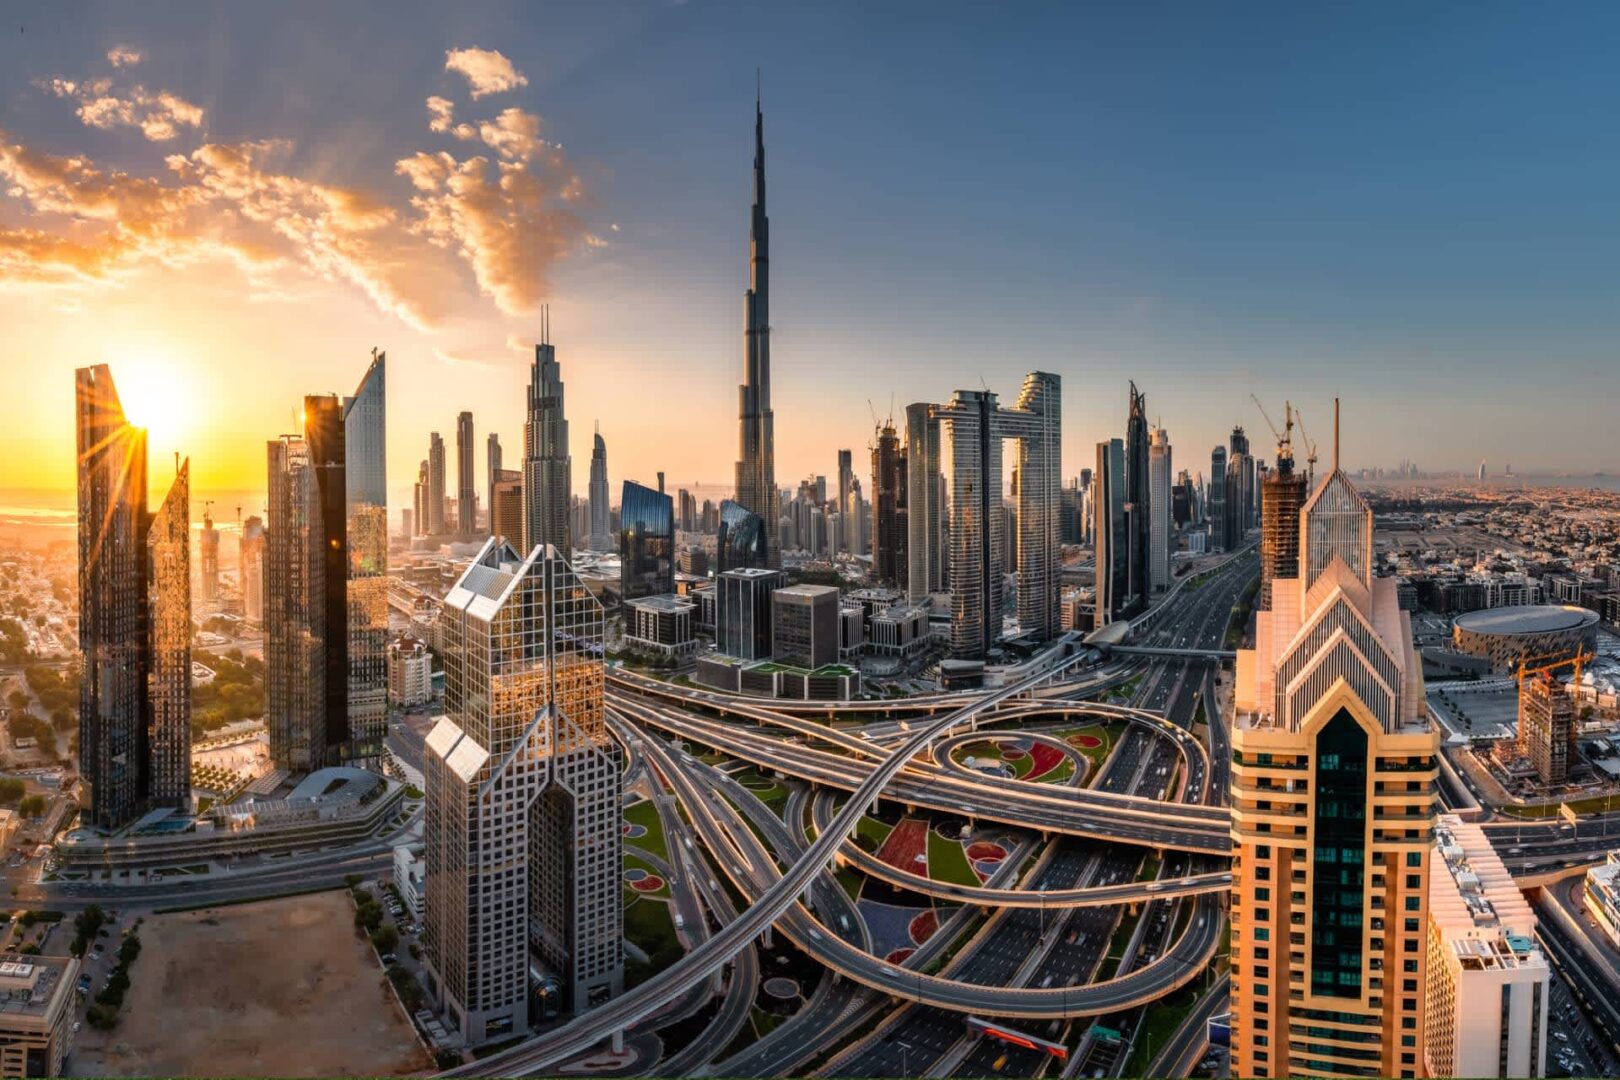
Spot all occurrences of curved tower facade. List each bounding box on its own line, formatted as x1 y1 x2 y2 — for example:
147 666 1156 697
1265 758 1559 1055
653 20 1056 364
588 427 610 552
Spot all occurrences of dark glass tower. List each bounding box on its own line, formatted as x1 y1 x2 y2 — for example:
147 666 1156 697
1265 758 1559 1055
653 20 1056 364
618 480 675 602
716 498 770 573
1124 381 1150 615
75 365 191 828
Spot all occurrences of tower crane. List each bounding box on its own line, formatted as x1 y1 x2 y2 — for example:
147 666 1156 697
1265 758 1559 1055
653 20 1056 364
1293 409 1320 485
1515 647 1594 692
1249 395 1295 472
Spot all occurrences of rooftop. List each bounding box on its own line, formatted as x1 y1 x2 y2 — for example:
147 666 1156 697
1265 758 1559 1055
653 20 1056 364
626 593 695 614
1453 604 1598 635
1430 814 1544 971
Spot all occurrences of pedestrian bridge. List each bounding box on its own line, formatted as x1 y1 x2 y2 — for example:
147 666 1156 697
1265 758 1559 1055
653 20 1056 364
1106 645 1236 661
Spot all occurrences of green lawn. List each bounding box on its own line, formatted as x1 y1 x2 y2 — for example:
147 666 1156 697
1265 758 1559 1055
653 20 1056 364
954 740 1033 779
1036 757 1076 785
1121 981 1205 1077
623 799 668 860
927 828 979 886
624 895 678 956
856 815 893 848
1059 722 1123 775
836 865 863 901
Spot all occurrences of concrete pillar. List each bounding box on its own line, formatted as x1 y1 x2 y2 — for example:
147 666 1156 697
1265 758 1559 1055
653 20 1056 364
611 1029 624 1054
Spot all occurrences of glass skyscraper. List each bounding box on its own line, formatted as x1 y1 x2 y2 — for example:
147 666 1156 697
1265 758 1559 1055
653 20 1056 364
716 498 769 573
344 351 387 767
75 364 192 829
618 479 674 602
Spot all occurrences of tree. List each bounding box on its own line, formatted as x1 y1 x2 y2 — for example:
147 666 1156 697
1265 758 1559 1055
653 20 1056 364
18 795 45 819
370 924 399 954
0 779 23 805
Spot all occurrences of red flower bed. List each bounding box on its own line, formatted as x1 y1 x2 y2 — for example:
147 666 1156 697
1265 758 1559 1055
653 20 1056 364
1025 742 1064 780
909 909 940 945
965 841 1007 862
630 875 665 892
875 817 928 874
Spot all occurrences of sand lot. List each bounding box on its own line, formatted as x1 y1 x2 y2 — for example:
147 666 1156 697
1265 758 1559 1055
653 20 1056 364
69 890 431 1077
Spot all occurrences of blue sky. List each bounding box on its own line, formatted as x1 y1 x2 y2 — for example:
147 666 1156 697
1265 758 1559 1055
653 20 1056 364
3 2 1619 507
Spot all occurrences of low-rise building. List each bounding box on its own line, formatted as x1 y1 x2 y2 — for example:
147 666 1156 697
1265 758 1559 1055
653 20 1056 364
1425 815 1549 1080
0 957 79 1077
1585 853 1620 950
393 842 425 919
770 584 839 669
387 636 433 708
838 603 864 659
625 594 697 658
869 605 931 657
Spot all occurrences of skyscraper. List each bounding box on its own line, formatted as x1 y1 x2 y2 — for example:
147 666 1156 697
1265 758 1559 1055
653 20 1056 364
524 310 572 556
734 96 779 567
836 448 854 554
1148 425 1172 591
1092 438 1126 631
619 479 674 602
455 411 476 536
936 372 1061 657
304 394 348 766
344 352 388 767
870 420 904 585
490 468 523 544
76 365 193 828
266 434 326 772
588 426 610 552
1259 418 1307 611
1123 382 1151 615
486 432 502 536
1229 405 1437 1079
427 432 446 536
240 514 265 625
199 504 219 602
905 402 944 602
422 540 622 1040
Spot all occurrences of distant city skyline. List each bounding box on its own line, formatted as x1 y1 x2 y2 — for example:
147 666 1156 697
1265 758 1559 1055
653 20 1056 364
7 3 1620 512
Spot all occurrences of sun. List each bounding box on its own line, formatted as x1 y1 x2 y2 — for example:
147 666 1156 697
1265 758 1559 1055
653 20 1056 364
107 349 199 459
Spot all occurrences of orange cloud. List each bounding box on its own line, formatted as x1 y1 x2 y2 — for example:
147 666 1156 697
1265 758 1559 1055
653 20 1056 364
106 45 143 68
444 47 528 99
44 72 205 142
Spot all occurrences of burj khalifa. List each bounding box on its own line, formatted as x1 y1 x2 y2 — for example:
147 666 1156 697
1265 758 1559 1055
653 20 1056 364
734 94 779 567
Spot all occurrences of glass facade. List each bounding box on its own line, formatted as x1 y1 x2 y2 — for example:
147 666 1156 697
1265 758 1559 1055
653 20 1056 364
618 480 674 602
717 498 769 573
1311 709 1369 999
344 354 387 767
146 459 191 810
266 435 326 771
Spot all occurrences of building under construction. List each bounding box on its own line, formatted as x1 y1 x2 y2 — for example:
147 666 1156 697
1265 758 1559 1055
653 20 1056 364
1253 398 1313 611
1520 670 1576 786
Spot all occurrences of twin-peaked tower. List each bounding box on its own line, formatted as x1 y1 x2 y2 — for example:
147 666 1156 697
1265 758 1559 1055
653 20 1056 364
1229 403 1438 1079
734 95 779 567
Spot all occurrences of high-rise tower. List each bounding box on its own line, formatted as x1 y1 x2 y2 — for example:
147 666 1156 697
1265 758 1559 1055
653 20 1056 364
1093 438 1126 631
524 309 572 556
427 432 446 536
456 410 476 536
1148 426 1172 591
77 365 194 828
486 432 502 536
199 504 219 602
1229 403 1437 1079
734 94 779 567
422 540 622 1039
905 403 945 601
344 352 387 767
1123 382 1150 615
588 425 611 552
870 420 904 585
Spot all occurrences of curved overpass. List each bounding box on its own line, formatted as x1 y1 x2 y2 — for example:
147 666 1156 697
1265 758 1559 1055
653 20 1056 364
447 645 1199 1076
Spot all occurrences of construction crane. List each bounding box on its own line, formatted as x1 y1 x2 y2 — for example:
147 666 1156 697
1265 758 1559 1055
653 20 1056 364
202 499 214 526
1249 395 1295 472
1293 408 1320 485
1515 647 1594 692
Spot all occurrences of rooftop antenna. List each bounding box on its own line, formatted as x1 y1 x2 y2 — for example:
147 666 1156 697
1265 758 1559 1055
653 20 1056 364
1332 397 1340 471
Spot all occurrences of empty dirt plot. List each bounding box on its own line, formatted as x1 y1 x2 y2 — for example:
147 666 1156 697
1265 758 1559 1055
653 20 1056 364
69 890 429 1077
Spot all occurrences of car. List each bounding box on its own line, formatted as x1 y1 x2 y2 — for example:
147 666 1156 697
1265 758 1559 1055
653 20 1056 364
380 953 397 965
71 1022 80 1033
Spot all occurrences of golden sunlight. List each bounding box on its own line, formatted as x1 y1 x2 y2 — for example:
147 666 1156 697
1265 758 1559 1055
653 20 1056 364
107 349 199 456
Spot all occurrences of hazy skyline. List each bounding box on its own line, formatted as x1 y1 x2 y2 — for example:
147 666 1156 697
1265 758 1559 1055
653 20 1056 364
5 2 1620 515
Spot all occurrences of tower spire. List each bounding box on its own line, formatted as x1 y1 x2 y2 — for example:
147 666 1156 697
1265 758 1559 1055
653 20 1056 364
1333 397 1340 471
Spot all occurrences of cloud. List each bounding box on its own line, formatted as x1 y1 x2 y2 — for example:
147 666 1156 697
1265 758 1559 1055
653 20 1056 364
44 74 205 142
106 45 143 68
476 108 543 162
444 47 528 99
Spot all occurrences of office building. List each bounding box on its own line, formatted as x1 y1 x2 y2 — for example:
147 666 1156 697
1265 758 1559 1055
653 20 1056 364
869 605 931 658
871 419 905 586
1519 671 1575 786
677 489 696 534
1124 382 1150 613
490 468 523 545
456 410 476 536
1092 438 1126 631
199 505 219 602
1584 853 1620 950
240 514 265 625
717 567 782 661
387 636 433 708
344 353 388 768
625 595 697 659
486 432 502 536
619 480 674 603
935 372 1061 658
734 97 779 568
1148 425 1172 591
0 956 80 1077
1225 425 1254 548
1424 815 1548 1080
1209 445 1228 552
524 309 572 556
772 584 840 669
423 540 621 1040
427 432 446 536
905 402 945 602
1229 406 1437 1079
836 448 853 554
75 365 192 829
588 427 611 552
716 499 770 573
